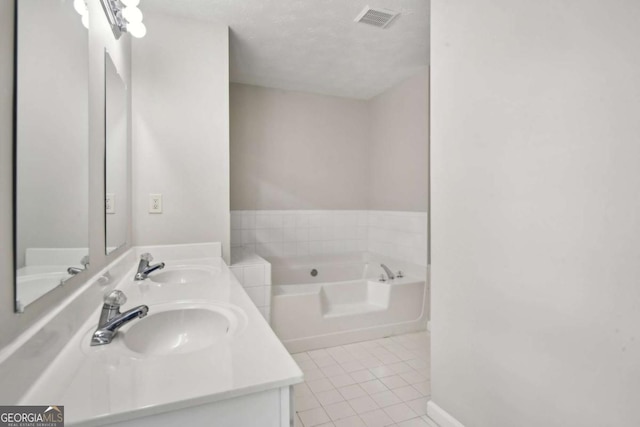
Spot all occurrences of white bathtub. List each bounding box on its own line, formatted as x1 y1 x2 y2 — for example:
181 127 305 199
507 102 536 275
269 254 428 352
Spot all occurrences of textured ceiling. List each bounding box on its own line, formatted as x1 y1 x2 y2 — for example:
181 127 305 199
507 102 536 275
144 0 429 99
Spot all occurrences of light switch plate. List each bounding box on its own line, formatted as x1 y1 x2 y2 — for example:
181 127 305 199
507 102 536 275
106 193 116 214
149 193 163 214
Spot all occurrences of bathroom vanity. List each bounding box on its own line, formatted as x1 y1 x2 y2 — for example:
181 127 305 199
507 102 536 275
12 243 302 426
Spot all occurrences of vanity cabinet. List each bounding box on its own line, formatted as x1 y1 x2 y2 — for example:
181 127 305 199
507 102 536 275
105 387 292 427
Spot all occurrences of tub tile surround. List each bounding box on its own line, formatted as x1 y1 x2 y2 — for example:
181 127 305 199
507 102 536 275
1 242 302 426
231 210 428 267
291 331 435 427
367 212 428 268
229 252 272 322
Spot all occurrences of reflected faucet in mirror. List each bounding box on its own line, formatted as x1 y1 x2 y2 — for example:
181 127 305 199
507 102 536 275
134 253 165 281
67 255 90 275
67 267 83 275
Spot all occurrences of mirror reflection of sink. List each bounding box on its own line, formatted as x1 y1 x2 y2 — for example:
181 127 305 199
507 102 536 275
148 265 220 285
120 302 246 356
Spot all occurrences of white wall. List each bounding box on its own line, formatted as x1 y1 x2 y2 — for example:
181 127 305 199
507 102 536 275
230 83 370 210
369 70 429 212
133 12 230 263
16 0 89 268
0 0 132 350
431 0 640 426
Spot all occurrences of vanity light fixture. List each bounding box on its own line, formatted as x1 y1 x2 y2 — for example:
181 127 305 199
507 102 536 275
73 0 89 29
99 0 147 39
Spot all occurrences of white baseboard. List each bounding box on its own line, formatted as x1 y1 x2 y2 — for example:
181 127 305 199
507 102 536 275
427 401 466 427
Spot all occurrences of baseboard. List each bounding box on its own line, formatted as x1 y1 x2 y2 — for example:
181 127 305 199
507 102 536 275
427 401 466 427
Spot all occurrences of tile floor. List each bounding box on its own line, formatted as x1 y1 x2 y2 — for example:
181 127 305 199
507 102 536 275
291 331 436 427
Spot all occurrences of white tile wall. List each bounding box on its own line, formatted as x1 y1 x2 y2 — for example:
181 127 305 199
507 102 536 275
228 253 272 323
231 210 428 267
367 211 428 267
231 210 369 258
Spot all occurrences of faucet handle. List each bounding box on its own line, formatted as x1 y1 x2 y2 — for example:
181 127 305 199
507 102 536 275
140 253 153 262
103 290 127 307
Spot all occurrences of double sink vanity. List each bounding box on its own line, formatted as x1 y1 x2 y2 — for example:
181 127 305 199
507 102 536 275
5 3 301 425
15 243 302 427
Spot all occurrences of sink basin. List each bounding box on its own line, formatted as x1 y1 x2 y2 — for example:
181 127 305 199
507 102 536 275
120 302 246 356
148 265 220 285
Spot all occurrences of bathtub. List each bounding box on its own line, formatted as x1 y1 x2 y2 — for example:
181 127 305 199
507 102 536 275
269 253 428 352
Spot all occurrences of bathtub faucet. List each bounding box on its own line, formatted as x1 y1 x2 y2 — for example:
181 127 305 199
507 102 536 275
134 253 165 281
380 264 395 280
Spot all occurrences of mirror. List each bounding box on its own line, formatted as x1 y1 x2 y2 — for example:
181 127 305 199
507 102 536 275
14 0 89 312
105 51 128 254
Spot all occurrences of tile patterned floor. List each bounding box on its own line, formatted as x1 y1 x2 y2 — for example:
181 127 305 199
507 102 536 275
291 331 436 427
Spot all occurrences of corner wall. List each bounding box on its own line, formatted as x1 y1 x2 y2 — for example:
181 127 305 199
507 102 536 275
431 0 640 426
132 12 231 263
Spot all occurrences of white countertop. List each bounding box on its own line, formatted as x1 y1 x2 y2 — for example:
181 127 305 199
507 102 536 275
18 256 303 426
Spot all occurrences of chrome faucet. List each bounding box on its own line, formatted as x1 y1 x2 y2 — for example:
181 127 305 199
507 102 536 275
91 290 148 346
380 264 395 280
134 253 165 281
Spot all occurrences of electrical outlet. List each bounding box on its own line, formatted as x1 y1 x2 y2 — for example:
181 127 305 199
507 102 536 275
149 193 163 214
106 193 116 214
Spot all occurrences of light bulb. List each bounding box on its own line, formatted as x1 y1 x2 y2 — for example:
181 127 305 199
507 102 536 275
127 21 146 38
122 6 143 23
121 0 140 6
73 0 87 15
81 14 89 29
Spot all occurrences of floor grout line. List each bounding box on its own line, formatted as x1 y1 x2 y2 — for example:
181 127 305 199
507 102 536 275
292 331 431 427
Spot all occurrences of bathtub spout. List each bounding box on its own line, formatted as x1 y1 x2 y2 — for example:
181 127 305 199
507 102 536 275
380 264 395 280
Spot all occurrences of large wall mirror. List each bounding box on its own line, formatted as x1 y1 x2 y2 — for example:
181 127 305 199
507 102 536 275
14 0 89 312
105 51 128 254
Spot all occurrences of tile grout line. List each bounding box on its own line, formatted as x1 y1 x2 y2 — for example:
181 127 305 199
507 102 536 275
293 331 431 427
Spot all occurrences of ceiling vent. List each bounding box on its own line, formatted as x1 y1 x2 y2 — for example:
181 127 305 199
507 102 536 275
354 6 400 29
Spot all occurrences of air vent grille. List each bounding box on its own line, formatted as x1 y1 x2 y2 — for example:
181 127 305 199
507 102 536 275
355 6 400 28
